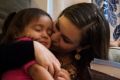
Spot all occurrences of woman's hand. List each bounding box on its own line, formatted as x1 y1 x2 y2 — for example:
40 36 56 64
29 64 54 80
29 64 71 80
54 69 71 80
33 41 61 76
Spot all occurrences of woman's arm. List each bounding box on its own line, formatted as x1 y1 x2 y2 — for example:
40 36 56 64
28 64 54 80
1 41 60 74
28 64 71 80
33 41 61 75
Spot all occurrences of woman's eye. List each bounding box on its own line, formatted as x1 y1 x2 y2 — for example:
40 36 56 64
62 37 70 43
61 35 73 44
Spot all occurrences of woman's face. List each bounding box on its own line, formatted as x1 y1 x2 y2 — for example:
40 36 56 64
51 15 81 54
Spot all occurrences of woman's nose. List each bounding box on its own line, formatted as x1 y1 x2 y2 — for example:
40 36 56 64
51 32 61 43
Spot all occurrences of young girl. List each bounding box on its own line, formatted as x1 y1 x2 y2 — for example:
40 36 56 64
0 8 69 80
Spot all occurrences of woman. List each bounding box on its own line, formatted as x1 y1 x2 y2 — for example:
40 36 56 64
50 3 110 80
0 3 110 80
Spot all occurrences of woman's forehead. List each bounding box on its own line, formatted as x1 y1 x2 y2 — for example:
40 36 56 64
58 16 81 43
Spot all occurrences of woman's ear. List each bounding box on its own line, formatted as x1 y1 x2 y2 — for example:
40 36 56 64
75 48 81 60
78 45 90 51
76 48 81 53
75 45 90 60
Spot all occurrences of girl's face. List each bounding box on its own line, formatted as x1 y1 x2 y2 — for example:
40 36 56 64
51 15 81 54
22 16 53 48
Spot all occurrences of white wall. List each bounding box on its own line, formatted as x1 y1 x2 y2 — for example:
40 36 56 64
29 0 91 20
31 0 47 12
48 0 91 20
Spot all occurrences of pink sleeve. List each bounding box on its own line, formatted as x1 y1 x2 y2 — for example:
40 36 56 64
2 69 32 80
23 60 36 73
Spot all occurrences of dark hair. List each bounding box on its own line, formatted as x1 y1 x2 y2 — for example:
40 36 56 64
2 12 16 34
59 3 110 60
0 8 52 44
0 12 16 40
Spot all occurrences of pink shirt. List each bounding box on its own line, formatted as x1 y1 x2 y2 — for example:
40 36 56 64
2 69 32 80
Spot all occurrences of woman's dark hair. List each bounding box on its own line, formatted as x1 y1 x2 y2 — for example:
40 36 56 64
0 8 52 44
59 3 110 60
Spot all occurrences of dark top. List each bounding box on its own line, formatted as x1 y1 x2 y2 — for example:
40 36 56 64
0 41 34 76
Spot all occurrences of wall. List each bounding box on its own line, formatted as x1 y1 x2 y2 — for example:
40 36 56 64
48 0 91 20
0 0 48 33
0 0 91 32
0 0 30 33
31 0 47 11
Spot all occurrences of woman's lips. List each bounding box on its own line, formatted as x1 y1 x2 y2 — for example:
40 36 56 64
40 41 48 46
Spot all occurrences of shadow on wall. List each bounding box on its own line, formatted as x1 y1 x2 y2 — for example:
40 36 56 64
0 0 30 33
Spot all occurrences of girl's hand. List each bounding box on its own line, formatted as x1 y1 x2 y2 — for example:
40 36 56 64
33 41 61 76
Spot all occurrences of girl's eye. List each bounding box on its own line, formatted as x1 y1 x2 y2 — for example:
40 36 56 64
62 37 70 43
34 26 42 31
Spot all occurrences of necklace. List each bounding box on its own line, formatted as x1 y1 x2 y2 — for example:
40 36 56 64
59 56 77 79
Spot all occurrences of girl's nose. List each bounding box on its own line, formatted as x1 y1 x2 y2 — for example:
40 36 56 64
41 31 49 39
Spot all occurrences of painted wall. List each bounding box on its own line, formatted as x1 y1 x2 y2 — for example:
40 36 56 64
0 0 48 33
31 0 47 11
0 0 30 33
48 0 91 20
0 0 91 32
